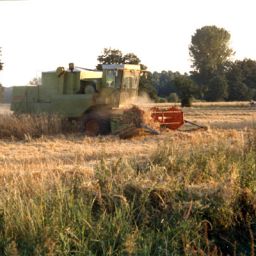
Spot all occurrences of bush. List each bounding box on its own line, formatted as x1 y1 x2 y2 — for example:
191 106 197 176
181 97 193 107
157 97 168 103
167 93 179 103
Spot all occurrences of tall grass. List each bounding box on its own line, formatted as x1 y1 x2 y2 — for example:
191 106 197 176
0 130 255 255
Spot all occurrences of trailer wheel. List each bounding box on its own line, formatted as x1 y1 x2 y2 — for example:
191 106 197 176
81 113 110 136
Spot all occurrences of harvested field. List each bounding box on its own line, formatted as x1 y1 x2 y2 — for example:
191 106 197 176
0 129 243 174
0 103 255 181
0 103 11 114
183 106 256 129
0 102 255 177
0 102 256 255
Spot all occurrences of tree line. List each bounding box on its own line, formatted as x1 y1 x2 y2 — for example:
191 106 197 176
97 26 256 106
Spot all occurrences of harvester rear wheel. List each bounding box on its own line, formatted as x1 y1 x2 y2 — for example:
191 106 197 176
85 118 100 136
81 113 110 136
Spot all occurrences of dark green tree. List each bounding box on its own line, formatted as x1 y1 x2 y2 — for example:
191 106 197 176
228 81 251 101
0 47 3 71
174 75 198 107
189 26 233 75
153 71 178 98
205 75 228 101
226 59 256 100
138 72 158 100
0 48 3 102
167 92 179 103
122 53 141 64
241 60 256 90
97 48 143 68
0 85 3 103
189 26 234 100
96 48 123 70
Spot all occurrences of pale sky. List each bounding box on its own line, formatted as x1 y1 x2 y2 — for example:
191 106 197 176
0 0 256 86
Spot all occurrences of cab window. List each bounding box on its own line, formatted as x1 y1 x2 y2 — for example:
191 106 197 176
106 70 115 88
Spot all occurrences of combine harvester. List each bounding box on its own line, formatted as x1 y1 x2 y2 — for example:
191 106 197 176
11 63 206 138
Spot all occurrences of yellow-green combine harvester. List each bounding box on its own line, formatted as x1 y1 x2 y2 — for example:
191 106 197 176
11 63 142 136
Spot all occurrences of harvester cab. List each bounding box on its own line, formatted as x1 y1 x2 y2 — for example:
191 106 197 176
99 64 141 107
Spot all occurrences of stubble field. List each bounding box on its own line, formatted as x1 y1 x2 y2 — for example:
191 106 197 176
0 102 256 255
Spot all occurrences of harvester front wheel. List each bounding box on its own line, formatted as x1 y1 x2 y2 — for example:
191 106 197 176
81 113 110 136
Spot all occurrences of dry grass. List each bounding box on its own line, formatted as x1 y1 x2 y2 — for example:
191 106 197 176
0 103 254 173
183 107 256 129
0 128 254 254
0 103 254 178
139 100 252 108
0 104 11 114
190 101 251 107
0 129 246 183
0 113 67 139
0 102 255 254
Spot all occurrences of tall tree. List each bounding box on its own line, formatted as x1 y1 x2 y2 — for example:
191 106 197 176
189 26 233 100
189 26 233 76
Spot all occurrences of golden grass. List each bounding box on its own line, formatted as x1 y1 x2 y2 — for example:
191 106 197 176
0 104 251 200
138 100 252 108
0 129 246 182
190 101 251 107
0 102 255 254
183 107 256 129
0 103 254 175
0 103 11 114
0 113 65 139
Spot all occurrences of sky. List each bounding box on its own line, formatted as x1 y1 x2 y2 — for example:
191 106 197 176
0 0 256 86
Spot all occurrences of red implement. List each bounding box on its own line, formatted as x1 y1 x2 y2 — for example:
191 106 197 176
151 106 184 130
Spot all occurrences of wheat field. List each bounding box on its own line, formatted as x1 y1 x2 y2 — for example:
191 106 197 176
1 102 254 173
0 103 255 255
